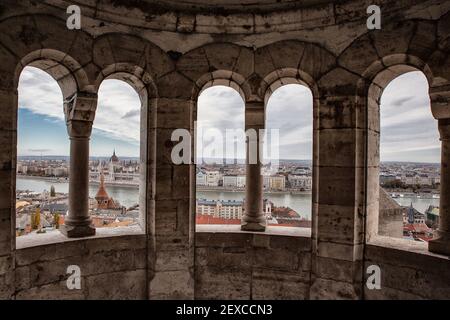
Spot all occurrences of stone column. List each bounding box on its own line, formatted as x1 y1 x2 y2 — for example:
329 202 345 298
429 119 450 255
241 101 266 231
59 92 97 238
0 88 17 299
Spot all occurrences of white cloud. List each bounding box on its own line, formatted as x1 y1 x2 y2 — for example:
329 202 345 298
18 66 64 121
380 71 439 162
18 67 439 163
266 84 313 160
95 79 140 143
18 66 141 148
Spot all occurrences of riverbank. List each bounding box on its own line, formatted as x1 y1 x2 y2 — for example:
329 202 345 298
16 176 440 218
196 186 312 195
16 177 139 208
17 175 68 183
17 174 139 188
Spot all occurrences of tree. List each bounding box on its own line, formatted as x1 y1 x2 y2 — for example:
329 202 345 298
34 207 41 230
50 185 56 197
53 212 60 229
30 213 36 230
382 179 406 189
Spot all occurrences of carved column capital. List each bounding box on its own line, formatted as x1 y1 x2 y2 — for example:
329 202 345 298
430 84 450 120
64 92 97 138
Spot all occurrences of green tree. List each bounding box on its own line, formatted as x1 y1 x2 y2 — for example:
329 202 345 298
30 213 36 230
50 185 56 197
53 212 60 229
34 207 41 230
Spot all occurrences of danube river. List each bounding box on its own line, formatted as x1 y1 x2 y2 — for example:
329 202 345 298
16 177 139 208
17 177 439 217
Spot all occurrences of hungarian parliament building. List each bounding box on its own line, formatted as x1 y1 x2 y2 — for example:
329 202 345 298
89 150 140 186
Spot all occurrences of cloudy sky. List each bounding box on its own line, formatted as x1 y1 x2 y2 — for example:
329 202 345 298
18 67 439 163
18 66 141 157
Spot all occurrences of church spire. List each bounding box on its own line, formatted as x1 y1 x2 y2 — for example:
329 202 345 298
95 172 109 201
110 149 119 163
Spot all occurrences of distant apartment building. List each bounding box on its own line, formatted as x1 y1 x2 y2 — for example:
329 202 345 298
223 175 238 188
291 167 311 175
17 164 28 174
264 175 286 191
432 175 440 185
417 174 433 186
44 167 68 177
236 175 246 188
196 170 207 186
401 174 435 186
222 174 246 188
288 174 312 190
196 199 243 219
206 171 221 187
196 198 273 221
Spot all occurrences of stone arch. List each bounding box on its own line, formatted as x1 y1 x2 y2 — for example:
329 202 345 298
255 40 336 89
191 71 247 226
14 49 89 99
193 70 250 103
0 14 95 252
0 14 94 92
338 19 439 79
260 68 319 240
178 43 253 85
191 71 248 167
95 64 158 101
357 55 435 241
261 68 319 106
93 33 174 83
95 66 159 232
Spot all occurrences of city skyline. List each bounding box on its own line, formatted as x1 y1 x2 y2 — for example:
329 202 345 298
18 67 440 163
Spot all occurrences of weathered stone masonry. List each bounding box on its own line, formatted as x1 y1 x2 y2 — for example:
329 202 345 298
0 0 449 299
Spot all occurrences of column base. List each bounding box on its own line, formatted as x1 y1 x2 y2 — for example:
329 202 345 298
241 216 266 232
428 231 450 256
60 224 96 238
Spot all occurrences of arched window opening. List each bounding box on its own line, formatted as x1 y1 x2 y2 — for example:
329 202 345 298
264 84 313 230
16 66 69 239
376 71 439 242
195 85 246 228
90 79 142 231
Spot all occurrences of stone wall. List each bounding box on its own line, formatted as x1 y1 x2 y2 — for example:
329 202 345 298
378 189 403 238
365 237 450 299
14 233 147 299
195 229 311 299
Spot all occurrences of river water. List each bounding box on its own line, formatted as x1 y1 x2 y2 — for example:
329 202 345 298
16 177 140 208
17 177 439 217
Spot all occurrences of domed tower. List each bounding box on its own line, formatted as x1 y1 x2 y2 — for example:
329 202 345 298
110 149 119 163
109 149 120 181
